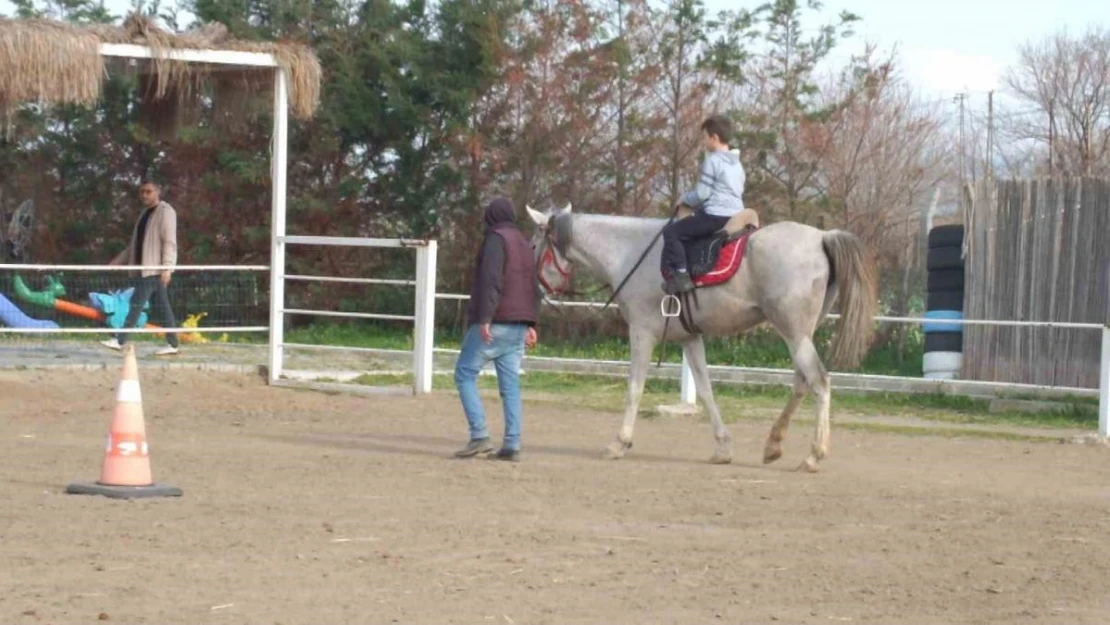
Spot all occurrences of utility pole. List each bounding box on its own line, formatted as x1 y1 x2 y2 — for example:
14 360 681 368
986 90 994 182
1048 99 1055 175
955 92 968 210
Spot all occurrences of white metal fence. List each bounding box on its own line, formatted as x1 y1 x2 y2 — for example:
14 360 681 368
268 236 437 394
0 264 270 338
428 291 1110 436
267 230 1109 436
3 239 1108 436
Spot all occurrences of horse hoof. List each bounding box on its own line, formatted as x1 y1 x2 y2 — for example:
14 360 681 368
709 453 732 465
762 447 783 464
795 457 819 473
604 443 626 460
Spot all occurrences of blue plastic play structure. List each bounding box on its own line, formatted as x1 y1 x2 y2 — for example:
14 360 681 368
0 292 60 329
88 288 149 329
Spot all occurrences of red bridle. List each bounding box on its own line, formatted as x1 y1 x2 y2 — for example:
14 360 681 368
536 229 573 295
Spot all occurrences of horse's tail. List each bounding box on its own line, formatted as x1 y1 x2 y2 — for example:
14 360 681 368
821 229 879 370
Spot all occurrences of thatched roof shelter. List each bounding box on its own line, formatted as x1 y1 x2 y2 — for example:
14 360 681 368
0 13 322 137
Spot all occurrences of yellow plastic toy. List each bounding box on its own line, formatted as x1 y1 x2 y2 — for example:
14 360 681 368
179 312 207 343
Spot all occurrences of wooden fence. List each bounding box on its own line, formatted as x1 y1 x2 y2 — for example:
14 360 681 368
963 177 1110 389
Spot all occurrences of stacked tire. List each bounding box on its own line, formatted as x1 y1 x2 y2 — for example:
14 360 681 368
923 225 965 380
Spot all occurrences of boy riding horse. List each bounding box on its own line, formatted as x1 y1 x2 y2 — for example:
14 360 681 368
661 114 747 295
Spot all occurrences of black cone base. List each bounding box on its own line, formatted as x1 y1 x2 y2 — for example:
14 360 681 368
65 481 183 499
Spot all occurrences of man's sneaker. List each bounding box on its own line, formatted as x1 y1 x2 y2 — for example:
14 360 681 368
454 437 494 458
154 345 179 357
100 338 121 351
487 448 520 462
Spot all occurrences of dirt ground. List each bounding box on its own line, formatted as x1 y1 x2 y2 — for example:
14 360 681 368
2 369 1110 625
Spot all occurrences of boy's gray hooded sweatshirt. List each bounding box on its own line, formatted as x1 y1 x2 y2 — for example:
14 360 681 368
681 148 746 218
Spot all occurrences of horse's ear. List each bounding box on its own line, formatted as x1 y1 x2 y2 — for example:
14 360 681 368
525 205 546 226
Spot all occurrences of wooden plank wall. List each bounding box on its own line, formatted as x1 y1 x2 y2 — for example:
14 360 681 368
962 177 1109 389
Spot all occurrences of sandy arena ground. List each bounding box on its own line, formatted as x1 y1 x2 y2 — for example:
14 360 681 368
2 368 1110 625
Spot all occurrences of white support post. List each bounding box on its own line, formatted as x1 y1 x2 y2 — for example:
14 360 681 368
1099 325 1109 438
413 242 438 395
267 67 289 384
680 352 696 404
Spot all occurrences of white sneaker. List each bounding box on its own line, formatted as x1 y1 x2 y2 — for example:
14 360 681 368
100 338 121 351
154 345 179 357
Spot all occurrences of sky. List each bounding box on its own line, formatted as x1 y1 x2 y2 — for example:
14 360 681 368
2 0 1109 109
800 0 1110 101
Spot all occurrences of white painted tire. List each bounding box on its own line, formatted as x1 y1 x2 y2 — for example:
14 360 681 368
923 351 962 379
923 369 959 380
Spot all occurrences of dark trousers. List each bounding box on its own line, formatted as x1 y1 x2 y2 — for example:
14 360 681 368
117 275 179 347
660 211 730 274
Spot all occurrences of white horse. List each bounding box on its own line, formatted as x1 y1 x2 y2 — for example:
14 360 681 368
526 204 878 472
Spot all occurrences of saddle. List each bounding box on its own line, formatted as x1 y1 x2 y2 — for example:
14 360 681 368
656 207 760 354
676 208 760 285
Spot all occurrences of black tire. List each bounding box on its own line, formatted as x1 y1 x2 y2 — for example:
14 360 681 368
927 268 964 291
928 224 964 248
927 244 963 271
925 331 963 353
927 290 964 311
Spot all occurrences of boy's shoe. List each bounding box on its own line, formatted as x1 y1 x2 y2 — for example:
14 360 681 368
154 345 179 357
663 271 694 295
100 338 122 351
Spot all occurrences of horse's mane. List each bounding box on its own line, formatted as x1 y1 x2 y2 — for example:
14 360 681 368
552 211 573 256
556 211 668 253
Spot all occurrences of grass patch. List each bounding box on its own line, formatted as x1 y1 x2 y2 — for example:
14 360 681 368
280 320 929 376
339 370 1096 433
831 421 1055 443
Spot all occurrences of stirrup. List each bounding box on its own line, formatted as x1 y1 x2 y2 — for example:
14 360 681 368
660 294 681 318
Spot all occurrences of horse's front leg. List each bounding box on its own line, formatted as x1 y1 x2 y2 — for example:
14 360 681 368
682 336 731 464
605 326 656 460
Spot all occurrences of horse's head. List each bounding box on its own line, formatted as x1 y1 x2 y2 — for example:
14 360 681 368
526 202 574 296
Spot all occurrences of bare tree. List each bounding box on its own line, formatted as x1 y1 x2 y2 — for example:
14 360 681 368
807 45 951 358
1002 27 1110 177
735 0 859 223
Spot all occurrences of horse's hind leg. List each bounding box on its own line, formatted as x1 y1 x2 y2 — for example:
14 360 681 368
789 335 830 473
763 280 834 471
605 325 656 460
763 369 807 464
682 336 731 464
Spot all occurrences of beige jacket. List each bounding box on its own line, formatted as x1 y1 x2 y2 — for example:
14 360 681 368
112 201 178 277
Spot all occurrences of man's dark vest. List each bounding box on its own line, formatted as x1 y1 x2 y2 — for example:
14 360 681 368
469 222 537 325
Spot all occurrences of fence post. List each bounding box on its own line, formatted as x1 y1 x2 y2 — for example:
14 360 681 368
680 352 696 404
413 242 438 395
267 66 288 385
1100 324 1109 438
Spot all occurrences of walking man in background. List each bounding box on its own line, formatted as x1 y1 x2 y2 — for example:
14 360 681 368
101 180 180 356
454 197 539 462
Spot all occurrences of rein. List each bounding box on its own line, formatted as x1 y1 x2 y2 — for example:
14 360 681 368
535 204 682 326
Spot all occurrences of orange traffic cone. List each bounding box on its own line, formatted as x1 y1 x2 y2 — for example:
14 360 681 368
66 344 182 499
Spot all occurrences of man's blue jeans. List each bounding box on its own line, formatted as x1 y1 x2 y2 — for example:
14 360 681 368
454 323 527 451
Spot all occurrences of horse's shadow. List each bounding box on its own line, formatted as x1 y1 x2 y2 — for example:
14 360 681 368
250 430 769 469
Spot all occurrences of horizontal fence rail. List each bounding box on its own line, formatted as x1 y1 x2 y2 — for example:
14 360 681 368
0 264 270 272
283 275 416 287
279 235 433 249
0 326 267 334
